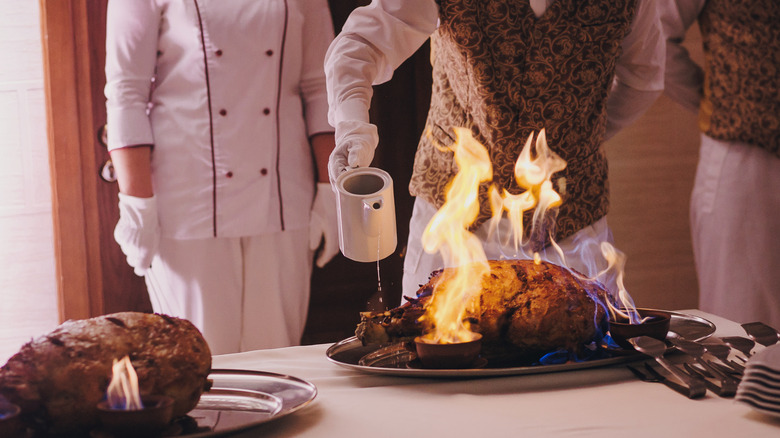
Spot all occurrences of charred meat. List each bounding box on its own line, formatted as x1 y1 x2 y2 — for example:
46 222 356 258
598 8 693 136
357 259 608 364
0 312 211 435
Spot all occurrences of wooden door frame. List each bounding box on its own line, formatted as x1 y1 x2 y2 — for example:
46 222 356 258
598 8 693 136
40 0 150 322
40 0 105 321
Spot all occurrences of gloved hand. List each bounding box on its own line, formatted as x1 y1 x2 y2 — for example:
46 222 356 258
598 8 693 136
327 120 380 184
309 183 340 267
114 193 160 276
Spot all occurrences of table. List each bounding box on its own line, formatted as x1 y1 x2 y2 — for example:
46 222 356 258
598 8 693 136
213 310 779 437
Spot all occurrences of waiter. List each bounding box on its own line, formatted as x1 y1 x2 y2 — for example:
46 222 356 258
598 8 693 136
662 0 780 328
325 0 665 300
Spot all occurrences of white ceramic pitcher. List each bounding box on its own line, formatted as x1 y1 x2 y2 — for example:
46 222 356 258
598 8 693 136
335 167 397 262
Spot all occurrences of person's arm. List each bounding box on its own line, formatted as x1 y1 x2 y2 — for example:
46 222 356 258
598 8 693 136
311 134 336 183
659 0 707 113
324 0 439 182
300 0 337 184
104 0 162 275
104 0 160 194
110 146 154 197
604 0 666 140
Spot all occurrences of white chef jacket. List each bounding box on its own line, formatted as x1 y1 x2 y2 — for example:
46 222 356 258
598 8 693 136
324 0 665 144
105 0 334 239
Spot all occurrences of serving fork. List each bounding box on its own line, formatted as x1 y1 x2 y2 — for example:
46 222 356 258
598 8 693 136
700 341 745 375
668 337 740 397
719 336 755 361
628 336 706 399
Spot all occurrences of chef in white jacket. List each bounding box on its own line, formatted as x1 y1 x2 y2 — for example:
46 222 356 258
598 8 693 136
104 0 339 354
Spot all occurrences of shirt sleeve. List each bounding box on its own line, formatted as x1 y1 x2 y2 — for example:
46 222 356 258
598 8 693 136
104 0 161 151
659 0 706 113
323 0 439 128
605 0 667 139
299 0 336 137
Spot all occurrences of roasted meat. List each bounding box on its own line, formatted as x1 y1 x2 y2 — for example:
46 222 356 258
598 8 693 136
0 312 211 435
357 259 608 363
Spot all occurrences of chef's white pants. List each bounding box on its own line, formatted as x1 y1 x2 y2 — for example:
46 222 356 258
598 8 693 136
144 229 312 354
691 135 780 329
402 198 617 301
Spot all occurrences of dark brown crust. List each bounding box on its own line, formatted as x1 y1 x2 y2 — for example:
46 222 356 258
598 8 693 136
356 260 607 361
0 312 211 435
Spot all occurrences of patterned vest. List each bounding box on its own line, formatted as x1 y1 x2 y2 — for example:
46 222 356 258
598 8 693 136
698 0 780 155
410 0 637 242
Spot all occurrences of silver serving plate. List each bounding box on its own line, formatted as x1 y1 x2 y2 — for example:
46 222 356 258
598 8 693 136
184 369 317 437
326 310 716 378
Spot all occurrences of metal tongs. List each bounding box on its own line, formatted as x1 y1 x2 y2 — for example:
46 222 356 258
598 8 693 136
669 338 740 397
628 336 707 399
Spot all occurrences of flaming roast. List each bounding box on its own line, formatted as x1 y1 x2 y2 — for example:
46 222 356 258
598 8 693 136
358 259 609 364
0 312 211 435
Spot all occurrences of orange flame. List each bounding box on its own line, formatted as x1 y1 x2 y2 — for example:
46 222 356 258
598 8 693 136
420 126 646 344
420 127 492 343
106 356 144 410
488 129 566 255
597 242 645 324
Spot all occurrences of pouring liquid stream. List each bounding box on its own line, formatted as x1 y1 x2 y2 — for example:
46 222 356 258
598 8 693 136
376 232 382 295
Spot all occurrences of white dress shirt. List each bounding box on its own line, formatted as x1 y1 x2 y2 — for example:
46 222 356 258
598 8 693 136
324 0 665 146
105 0 334 239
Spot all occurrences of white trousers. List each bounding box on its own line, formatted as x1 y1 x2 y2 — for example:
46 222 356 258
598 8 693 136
402 198 617 301
691 135 780 329
144 229 313 354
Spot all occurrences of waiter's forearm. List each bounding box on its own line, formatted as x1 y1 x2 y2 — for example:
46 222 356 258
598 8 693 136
110 145 154 197
311 133 336 183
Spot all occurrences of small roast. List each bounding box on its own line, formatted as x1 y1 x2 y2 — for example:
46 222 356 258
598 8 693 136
0 312 211 435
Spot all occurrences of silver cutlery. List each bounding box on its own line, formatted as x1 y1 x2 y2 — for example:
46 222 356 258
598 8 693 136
682 363 737 398
627 363 700 399
719 336 755 361
701 341 745 375
629 336 707 399
668 337 740 397
741 322 780 347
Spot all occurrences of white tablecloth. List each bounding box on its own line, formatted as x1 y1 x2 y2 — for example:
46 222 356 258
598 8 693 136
213 310 779 437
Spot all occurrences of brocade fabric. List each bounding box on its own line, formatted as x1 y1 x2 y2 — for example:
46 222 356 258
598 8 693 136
409 0 638 243
697 0 780 156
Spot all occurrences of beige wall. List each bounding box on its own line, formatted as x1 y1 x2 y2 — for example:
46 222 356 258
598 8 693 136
0 2 58 365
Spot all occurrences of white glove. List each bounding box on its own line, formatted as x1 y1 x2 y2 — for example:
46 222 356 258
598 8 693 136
309 183 340 267
327 120 380 184
114 193 160 276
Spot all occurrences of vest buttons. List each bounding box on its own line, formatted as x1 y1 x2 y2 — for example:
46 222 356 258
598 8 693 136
226 171 233 178
263 108 271 115
266 49 273 56
215 49 223 57
260 168 268 176
219 109 227 116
